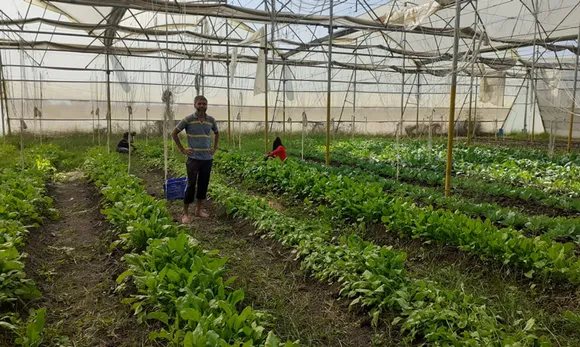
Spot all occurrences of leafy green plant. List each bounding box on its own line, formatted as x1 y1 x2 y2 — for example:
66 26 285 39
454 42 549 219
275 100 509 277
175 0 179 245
212 151 580 285
138 143 552 346
84 147 297 347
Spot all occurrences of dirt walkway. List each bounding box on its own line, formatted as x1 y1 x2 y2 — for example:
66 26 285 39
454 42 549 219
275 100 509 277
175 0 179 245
24 173 158 347
130 159 385 347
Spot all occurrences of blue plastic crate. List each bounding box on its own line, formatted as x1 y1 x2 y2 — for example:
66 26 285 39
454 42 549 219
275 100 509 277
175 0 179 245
164 177 187 200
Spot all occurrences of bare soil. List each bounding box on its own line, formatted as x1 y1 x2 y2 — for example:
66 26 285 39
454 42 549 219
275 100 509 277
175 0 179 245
22 173 160 347
131 159 386 347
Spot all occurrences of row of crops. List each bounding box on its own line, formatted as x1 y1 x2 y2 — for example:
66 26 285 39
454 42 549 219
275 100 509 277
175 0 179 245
293 138 580 213
3 134 580 346
0 144 62 346
83 148 297 347
211 151 580 284
136 143 565 346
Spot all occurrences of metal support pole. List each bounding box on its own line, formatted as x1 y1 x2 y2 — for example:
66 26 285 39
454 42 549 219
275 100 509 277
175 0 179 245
145 107 149 144
39 73 43 144
0 51 10 136
264 24 269 154
106 52 112 152
282 63 286 137
200 20 205 95
400 31 406 138
524 71 529 132
444 0 462 197
473 76 478 139
530 0 538 142
0 54 6 138
226 20 232 146
352 46 357 140
467 0 478 145
416 73 420 134
325 0 334 166
467 62 475 145
567 22 580 153
262 0 270 154
302 111 307 160
127 105 132 173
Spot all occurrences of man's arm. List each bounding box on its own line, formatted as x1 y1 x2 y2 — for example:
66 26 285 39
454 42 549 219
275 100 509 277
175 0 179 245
212 132 220 154
171 128 193 155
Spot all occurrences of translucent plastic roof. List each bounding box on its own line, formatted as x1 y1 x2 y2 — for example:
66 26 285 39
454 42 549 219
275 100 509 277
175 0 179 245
0 0 578 78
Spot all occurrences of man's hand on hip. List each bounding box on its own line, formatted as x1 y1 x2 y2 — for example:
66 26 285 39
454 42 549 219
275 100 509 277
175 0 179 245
181 148 194 156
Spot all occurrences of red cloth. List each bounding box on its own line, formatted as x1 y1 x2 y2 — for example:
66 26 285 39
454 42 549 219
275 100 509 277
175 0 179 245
269 145 287 162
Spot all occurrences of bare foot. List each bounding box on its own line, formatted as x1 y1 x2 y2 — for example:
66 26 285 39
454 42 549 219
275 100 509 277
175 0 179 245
195 209 210 218
181 215 191 224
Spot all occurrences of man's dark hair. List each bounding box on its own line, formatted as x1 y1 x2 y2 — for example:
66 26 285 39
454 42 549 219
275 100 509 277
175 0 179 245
194 95 207 104
272 137 283 152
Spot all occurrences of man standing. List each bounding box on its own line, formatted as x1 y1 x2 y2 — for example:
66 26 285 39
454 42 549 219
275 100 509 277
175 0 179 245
171 95 219 223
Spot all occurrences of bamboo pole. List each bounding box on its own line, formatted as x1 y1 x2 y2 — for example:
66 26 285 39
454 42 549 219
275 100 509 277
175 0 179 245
567 22 580 153
325 0 333 166
444 0 462 197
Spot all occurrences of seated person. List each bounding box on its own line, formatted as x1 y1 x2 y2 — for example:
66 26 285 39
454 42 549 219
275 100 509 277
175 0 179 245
116 131 137 153
266 137 287 162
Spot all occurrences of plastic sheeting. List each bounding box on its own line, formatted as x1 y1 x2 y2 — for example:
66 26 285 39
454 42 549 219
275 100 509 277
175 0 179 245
230 27 264 82
480 70 506 107
253 30 268 96
376 1 442 30
284 67 294 102
502 78 544 134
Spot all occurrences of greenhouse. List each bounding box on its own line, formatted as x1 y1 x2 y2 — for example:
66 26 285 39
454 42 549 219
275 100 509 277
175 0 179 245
2 0 580 346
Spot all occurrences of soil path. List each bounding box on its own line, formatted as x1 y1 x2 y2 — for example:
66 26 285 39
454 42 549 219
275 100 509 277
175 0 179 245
24 173 158 347
130 159 384 347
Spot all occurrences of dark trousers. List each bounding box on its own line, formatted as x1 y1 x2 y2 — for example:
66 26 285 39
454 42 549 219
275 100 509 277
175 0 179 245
184 158 213 204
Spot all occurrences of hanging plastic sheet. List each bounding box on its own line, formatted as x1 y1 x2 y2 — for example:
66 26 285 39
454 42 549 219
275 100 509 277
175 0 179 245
253 29 269 95
284 66 295 101
111 55 132 94
540 69 561 98
376 1 442 30
231 27 264 82
479 70 506 106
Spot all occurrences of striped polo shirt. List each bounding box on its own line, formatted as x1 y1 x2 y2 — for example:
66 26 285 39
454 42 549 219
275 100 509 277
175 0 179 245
175 112 218 160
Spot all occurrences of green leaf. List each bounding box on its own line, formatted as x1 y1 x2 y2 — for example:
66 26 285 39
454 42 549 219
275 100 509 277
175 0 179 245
116 270 133 284
180 308 201 322
265 331 281 347
146 312 169 326
523 318 536 331
183 331 194 347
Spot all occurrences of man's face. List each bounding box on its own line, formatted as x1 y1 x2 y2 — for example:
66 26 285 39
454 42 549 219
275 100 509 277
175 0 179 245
195 99 208 114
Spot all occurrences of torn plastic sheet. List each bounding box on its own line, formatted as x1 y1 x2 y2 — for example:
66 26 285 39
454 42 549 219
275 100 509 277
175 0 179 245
253 31 270 95
376 1 442 30
479 69 506 106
